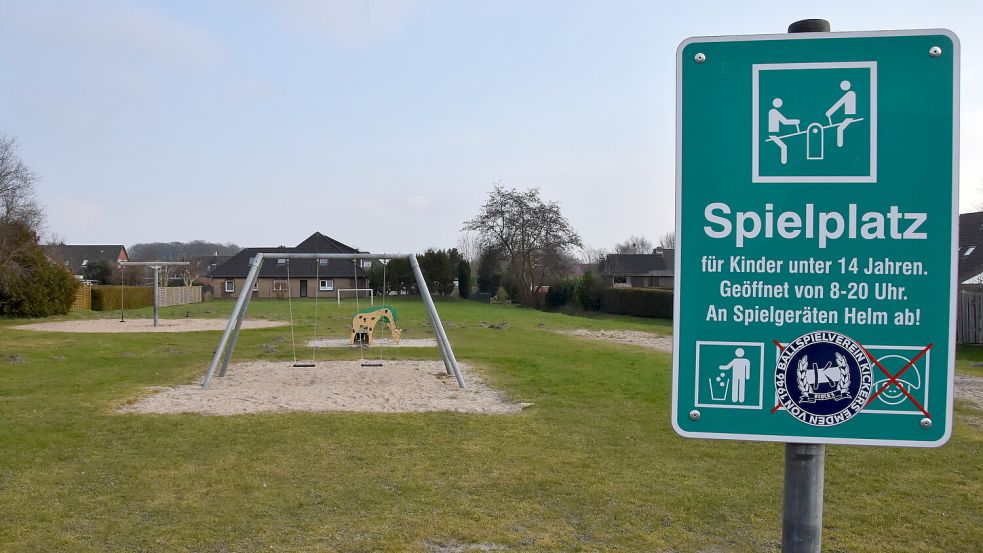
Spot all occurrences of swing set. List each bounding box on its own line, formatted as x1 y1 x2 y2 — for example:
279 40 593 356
202 252 465 389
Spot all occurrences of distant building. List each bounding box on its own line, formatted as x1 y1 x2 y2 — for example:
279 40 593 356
959 211 983 287
603 248 675 289
42 244 129 275
186 254 233 285
209 232 369 299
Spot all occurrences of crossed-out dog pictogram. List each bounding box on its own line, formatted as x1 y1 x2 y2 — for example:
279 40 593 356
769 339 933 419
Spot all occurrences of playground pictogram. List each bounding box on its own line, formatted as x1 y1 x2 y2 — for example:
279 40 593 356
752 61 877 183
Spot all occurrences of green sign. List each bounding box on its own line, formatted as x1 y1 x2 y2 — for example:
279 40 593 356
672 30 959 447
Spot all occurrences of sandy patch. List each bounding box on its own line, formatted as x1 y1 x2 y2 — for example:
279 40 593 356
956 373 983 410
120 360 528 415
557 329 673 352
12 319 286 333
306 338 437 348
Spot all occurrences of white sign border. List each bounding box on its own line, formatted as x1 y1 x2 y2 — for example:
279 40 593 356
751 61 878 183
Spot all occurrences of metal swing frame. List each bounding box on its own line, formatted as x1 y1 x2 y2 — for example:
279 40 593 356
201 252 465 389
118 260 190 327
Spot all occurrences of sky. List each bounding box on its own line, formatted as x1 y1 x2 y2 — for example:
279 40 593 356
1 0 981 255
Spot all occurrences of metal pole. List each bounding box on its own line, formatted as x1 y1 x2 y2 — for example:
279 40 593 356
781 19 830 553
119 265 125 323
153 266 160 328
410 254 466 388
410 257 452 375
202 254 264 387
219 269 258 377
782 443 825 553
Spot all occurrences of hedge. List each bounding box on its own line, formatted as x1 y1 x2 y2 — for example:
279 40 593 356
599 288 673 319
92 286 154 311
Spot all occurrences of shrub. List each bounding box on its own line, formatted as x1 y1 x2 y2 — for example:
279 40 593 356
493 286 511 304
91 286 154 311
576 270 604 311
546 276 579 308
0 220 79 317
458 259 472 299
599 287 674 319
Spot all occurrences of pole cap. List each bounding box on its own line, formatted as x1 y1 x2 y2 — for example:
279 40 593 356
788 19 831 33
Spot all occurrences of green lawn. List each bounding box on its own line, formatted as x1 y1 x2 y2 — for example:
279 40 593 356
0 298 980 552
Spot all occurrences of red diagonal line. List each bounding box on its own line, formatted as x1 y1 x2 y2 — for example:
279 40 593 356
773 339 784 351
859 342 932 418
865 343 933 407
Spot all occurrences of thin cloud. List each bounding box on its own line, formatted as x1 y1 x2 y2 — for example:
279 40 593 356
268 0 418 46
0 1 224 69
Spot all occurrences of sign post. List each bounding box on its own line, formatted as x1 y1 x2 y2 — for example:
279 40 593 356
672 21 959 552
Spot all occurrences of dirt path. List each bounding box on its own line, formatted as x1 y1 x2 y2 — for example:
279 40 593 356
956 373 983 410
120 360 529 416
557 329 673 353
12 319 286 333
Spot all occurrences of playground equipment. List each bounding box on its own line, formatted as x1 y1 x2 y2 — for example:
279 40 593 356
202 252 465 389
336 288 374 306
350 307 402 346
766 117 864 165
118 261 190 327
283 257 321 368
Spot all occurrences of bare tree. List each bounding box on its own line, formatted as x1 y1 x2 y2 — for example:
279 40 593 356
463 184 581 301
614 235 653 254
456 230 483 267
0 136 45 234
180 265 200 317
581 245 608 266
657 231 676 250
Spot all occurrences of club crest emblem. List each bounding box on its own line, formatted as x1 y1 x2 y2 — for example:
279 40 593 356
775 331 873 426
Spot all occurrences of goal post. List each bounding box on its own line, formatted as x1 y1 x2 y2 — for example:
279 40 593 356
202 252 466 389
336 288 374 306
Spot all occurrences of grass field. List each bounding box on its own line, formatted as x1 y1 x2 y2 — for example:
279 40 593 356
0 297 980 552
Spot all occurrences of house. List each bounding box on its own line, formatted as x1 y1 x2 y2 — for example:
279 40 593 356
959 211 983 287
42 244 129 275
186 254 233 285
603 248 675 289
209 232 369 299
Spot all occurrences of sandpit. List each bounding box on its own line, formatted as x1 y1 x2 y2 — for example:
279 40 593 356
12 319 286 333
307 337 437 348
120 360 528 415
557 329 673 353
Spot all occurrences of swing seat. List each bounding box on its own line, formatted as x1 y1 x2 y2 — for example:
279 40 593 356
360 362 383 367
292 363 315 368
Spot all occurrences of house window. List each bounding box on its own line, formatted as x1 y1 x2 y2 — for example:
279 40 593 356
318 259 328 266
277 258 286 265
361 260 372 269
320 279 334 291
272 280 288 292
224 280 235 293
614 276 627 284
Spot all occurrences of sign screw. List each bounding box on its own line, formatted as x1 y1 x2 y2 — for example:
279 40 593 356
689 409 701 421
929 46 943 58
920 417 933 429
694 52 706 64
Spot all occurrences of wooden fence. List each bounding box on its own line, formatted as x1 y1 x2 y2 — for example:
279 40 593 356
158 286 202 308
957 290 983 344
71 283 92 311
